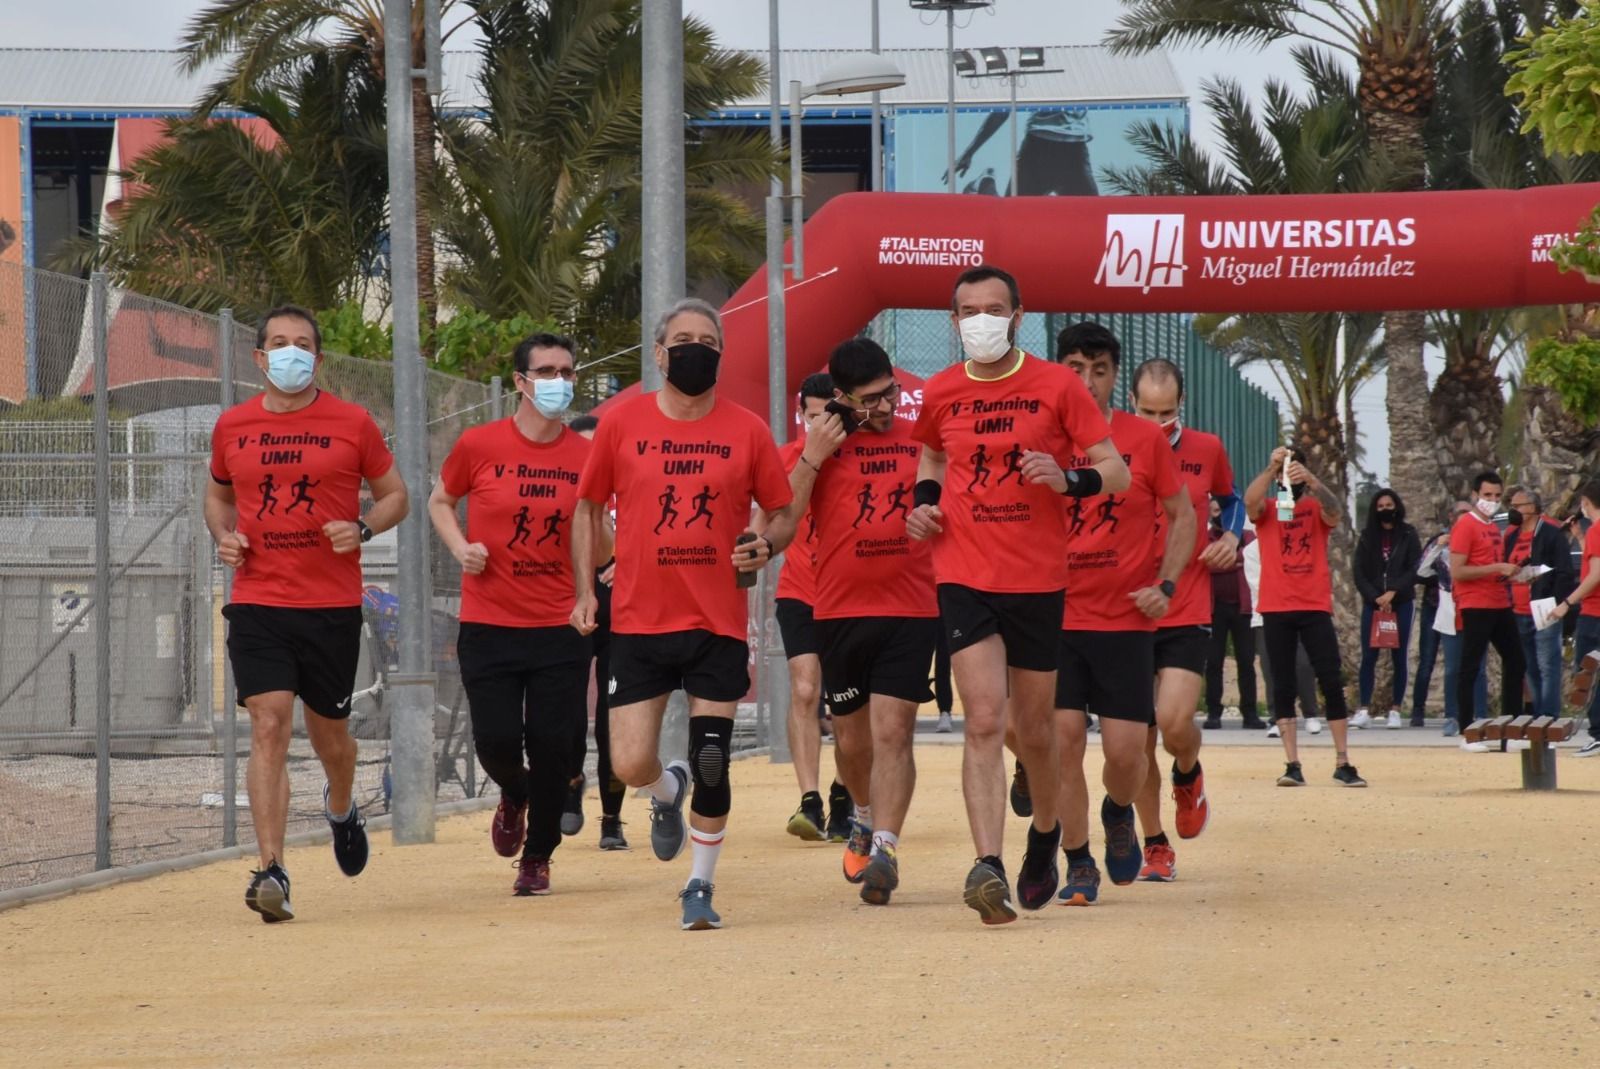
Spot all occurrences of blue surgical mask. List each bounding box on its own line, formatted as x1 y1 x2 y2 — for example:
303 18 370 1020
264 345 316 394
528 378 573 419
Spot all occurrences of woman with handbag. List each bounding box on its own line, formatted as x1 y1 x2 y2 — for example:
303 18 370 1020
1353 489 1423 728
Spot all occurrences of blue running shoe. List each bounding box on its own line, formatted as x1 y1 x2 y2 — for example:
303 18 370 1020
1057 856 1101 906
1101 796 1140 886
679 879 722 930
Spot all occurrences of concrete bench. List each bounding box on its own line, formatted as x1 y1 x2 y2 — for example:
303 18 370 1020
1461 715 1579 790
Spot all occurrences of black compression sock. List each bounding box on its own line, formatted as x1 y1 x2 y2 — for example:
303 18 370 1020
1144 832 1170 849
1065 842 1091 862
1171 761 1201 787
1027 821 1062 850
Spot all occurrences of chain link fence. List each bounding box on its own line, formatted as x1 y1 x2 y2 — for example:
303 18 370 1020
0 263 510 894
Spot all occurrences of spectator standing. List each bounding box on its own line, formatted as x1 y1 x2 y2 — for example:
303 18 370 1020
1352 489 1422 729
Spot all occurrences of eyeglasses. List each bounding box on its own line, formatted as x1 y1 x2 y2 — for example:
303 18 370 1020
844 381 900 409
521 367 577 382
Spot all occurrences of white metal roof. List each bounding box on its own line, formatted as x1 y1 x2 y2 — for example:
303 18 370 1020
0 45 1183 113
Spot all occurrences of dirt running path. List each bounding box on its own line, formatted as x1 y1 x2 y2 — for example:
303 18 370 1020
3 744 1598 1067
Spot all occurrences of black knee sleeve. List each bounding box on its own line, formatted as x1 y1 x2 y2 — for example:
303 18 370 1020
688 716 732 818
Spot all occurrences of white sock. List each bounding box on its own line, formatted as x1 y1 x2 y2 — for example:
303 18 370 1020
688 827 725 885
645 767 679 804
872 829 898 853
854 803 873 828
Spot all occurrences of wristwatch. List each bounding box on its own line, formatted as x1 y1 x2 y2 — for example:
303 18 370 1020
1159 579 1176 598
357 520 374 543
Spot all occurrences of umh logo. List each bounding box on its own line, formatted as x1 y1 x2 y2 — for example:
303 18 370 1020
1095 214 1187 291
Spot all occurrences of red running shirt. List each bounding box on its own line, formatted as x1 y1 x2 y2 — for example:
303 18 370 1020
1581 522 1600 618
775 440 818 606
1159 428 1236 628
210 391 394 608
809 418 937 621
1254 494 1336 614
577 393 793 641
1450 512 1510 611
911 354 1110 593
439 419 590 628
1506 526 1534 616
1062 409 1183 631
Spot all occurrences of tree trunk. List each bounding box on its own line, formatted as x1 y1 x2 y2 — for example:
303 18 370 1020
1383 308 1441 531
412 77 438 358
1516 384 1598 513
1429 355 1504 505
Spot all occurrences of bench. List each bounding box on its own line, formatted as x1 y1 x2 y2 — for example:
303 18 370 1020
1461 715 1580 790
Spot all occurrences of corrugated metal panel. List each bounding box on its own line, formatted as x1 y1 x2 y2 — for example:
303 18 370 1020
0 45 1181 112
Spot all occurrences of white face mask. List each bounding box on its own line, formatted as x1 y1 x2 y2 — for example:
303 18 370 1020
1474 496 1497 519
959 313 1014 364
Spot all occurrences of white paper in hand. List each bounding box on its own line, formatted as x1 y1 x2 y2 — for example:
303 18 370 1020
1513 563 1552 585
1531 597 1561 632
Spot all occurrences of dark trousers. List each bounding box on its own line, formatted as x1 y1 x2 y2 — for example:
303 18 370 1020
459 622 590 859
1358 600 1414 708
569 580 625 818
1456 607 1525 729
1205 599 1256 717
1411 600 1440 718
1261 610 1348 721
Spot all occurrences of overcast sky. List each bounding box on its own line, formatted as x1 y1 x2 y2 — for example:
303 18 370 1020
11 1 1398 482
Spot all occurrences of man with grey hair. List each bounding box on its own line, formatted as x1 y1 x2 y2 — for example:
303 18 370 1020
571 297 803 930
1504 485 1574 719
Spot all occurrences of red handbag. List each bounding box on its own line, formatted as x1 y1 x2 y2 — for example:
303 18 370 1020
1369 609 1400 649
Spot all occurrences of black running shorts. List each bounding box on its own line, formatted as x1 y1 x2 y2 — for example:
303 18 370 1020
774 597 818 660
1153 624 1211 675
1055 629 1156 724
816 615 939 716
224 603 363 719
608 630 750 707
937 584 1063 672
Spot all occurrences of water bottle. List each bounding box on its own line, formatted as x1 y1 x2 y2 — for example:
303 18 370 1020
1275 450 1296 522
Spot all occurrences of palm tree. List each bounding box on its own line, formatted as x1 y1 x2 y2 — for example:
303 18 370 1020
180 0 474 348
57 52 388 320
1108 0 1451 534
435 0 778 399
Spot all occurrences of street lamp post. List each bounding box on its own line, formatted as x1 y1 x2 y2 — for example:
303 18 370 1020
910 0 993 195
951 46 1063 196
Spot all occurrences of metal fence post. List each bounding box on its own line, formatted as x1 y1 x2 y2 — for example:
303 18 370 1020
91 271 112 871
218 308 238 848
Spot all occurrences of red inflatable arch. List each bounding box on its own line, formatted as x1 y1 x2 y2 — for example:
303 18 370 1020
618 185 1600 432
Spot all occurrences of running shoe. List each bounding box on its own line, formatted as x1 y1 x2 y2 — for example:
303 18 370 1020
513 856 551 896
491 791 527 857
1276 761 1306 786
962 859 1017 926
1172 764 1210 840
1242 714 1269 730
1574 739 1600 758
1332 763 1368 787
1386 710 1403 729
649 760 691 861
1266 722 1281 738
842 819 873 884
786 793 826 842
1459 739 1492 753
599 816 629 851
1442 719 1460 738
1350 707 1372 729
936 710 954 733
1202 715 1222 730
1306 717 1324 735
825 782 853 842
1016 823 1061 911
1138 842 1176 882
679 879 722 930
1057 856 1101 906
560 774 585 837
1009 760 1033 818
324 783 368 877
860 844 899 906
1409 712 1426 728
245 862 293 923
1101 797 1141 886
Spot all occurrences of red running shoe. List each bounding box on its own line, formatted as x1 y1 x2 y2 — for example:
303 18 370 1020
513 856 551 896
1173 766 1210 840
492 792 527 858
1138 842 1176 882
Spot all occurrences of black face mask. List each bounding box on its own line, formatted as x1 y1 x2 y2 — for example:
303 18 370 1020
664 342 720 397
1291 483 1308 501
1505 508 1524 528
1376 508 1397 526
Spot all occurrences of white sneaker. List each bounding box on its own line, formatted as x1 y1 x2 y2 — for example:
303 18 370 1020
1307 717 1324 735
1573 739 1600 758
1266 722 1281 738
1386 710 1402 729
1460 740 1493 753
936 711 954 734
1350 708 1371 729
1224 705 1240 718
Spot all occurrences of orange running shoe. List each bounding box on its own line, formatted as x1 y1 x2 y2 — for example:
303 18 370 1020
841 819 872 884
1138 842 1176 882
1172 764 1210 840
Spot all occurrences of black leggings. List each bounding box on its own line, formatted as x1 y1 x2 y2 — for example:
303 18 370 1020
1456 607 1525 729
933 624 953 713
1261 611 1348 722
1206 600 1256 717
568 580 626 818
458 623 590 859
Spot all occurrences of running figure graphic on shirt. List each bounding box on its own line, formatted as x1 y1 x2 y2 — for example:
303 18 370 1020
284 473 320 516
256 473 280 519
996 443 1026 486
509 505 534 548
1066 495 1088 537
854 483 879 528
1090 494 1121 535
1298 531 1313 555
967 443 992 492
655 485 681 534
537 508 566 547
685 485 720 529
885 482 910 523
